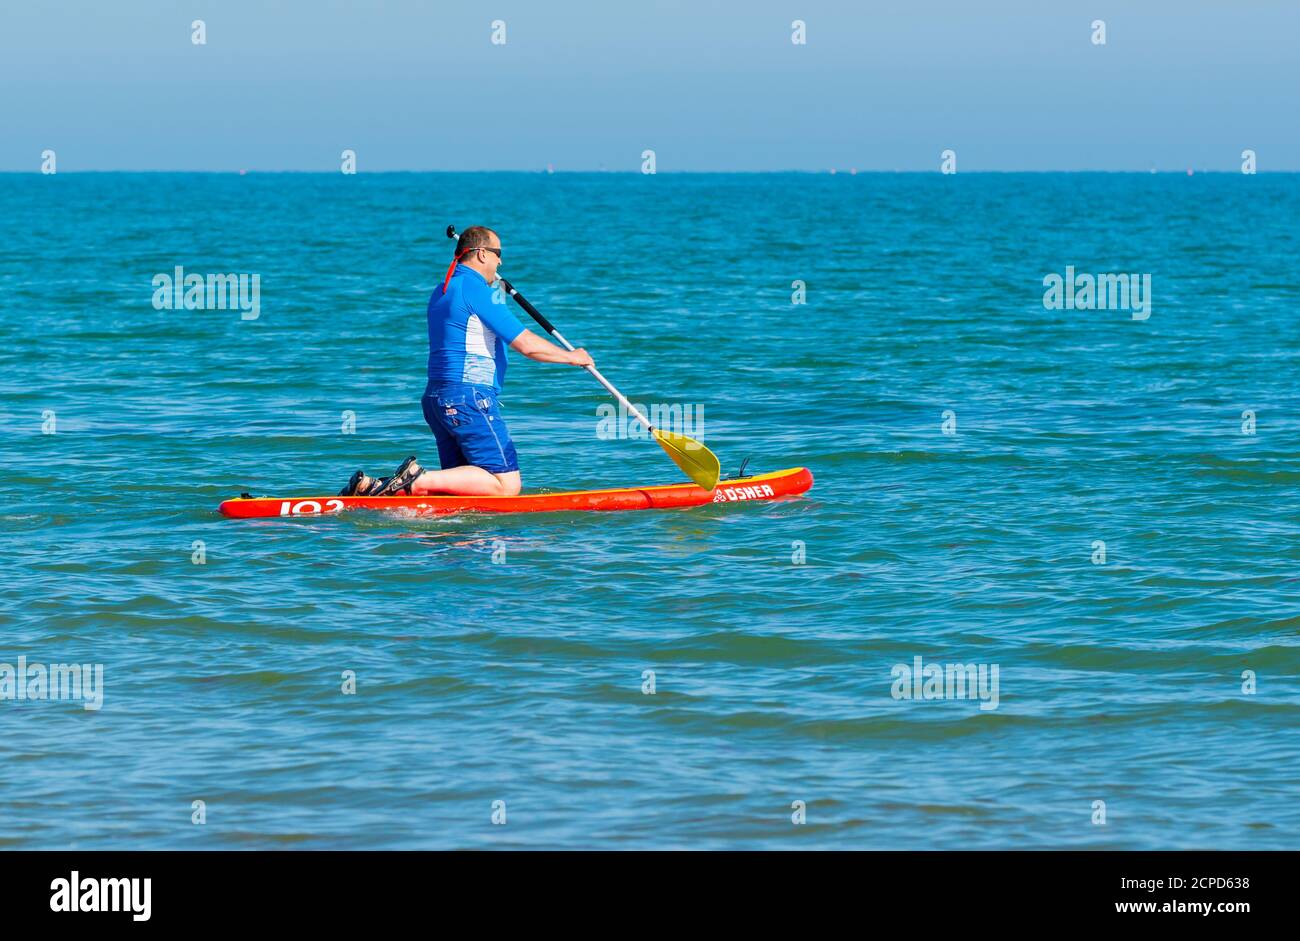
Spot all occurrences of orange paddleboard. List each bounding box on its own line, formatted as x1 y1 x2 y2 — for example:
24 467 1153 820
219 467 814 519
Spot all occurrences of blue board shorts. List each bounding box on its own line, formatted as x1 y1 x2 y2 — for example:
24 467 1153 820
421 382 520 474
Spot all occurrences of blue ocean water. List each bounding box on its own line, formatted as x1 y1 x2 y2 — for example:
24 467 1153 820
1 172 1297 849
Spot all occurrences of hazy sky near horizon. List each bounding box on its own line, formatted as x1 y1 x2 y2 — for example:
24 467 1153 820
2 1 1296 171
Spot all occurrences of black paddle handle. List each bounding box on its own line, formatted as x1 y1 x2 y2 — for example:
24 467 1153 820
497 277 557 336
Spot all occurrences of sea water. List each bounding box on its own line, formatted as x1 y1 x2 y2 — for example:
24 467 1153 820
1 171 1297 848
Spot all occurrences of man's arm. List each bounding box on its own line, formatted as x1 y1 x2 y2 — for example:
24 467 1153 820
510 329 593 366
467 279 592 367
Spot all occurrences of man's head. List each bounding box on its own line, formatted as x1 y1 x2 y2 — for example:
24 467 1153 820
455 226 502 283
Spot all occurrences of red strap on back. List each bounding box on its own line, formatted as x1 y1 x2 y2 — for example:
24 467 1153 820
442 249 474 294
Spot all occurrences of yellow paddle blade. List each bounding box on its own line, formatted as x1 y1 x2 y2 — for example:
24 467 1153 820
653 429 721 491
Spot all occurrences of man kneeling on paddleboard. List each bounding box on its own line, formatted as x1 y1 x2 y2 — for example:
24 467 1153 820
339 226 593 497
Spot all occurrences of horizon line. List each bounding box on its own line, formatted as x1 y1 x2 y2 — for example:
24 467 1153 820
2 168 1295 175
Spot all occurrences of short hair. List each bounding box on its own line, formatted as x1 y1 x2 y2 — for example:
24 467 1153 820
456 226 498 258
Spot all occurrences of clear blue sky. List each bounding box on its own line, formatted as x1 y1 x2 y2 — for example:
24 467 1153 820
2 0 1296 171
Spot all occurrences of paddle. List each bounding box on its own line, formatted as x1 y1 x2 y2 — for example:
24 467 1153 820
445 226 722 491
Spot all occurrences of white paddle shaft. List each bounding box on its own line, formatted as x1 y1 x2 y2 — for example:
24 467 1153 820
547 327 656 434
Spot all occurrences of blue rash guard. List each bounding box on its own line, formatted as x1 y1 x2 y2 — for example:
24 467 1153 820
426 265 525 392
